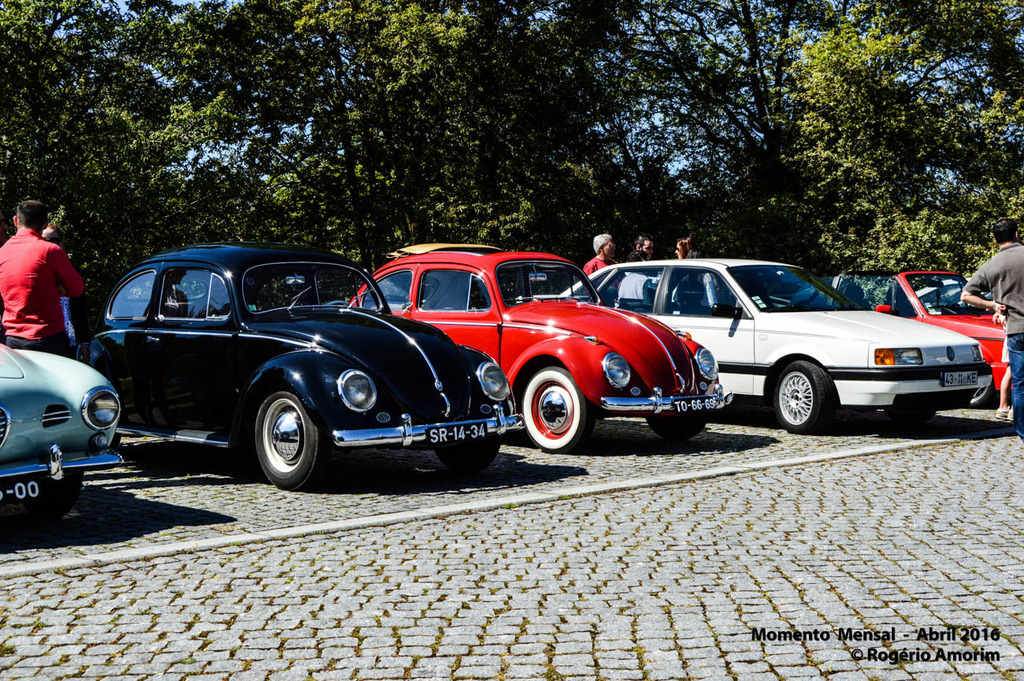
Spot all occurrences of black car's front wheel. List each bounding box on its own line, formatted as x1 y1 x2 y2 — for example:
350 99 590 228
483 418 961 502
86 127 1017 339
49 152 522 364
255 391 330 491
435 438 501 473
22 473 84 520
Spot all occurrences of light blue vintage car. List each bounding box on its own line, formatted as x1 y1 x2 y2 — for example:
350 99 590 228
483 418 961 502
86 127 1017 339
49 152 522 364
0 346 121 518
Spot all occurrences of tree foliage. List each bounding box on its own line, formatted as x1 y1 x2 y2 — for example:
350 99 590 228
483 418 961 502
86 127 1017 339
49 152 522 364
1 0 1023 303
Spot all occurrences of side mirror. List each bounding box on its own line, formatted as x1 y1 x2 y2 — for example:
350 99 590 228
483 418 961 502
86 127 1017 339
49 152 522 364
874 304 893 314
711 303 742 319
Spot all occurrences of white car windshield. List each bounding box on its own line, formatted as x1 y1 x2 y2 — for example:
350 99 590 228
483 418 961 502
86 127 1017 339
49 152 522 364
495 261 597 306
730 264 858 312
242 262 382 313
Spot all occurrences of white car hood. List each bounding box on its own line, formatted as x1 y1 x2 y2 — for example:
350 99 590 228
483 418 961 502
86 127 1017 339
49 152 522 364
758 310 975 347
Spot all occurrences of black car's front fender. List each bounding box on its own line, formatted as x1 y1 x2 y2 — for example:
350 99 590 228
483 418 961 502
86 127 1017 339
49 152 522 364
230 351 354 447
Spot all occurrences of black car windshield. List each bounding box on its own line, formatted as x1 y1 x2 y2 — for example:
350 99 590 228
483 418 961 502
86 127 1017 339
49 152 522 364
729 264 858 312
906 273 983 316
242 262 382 313
495 261 597 306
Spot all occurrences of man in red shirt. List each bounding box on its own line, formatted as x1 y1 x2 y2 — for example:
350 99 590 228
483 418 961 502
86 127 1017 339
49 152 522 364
583 233 616 275
0 201 84 357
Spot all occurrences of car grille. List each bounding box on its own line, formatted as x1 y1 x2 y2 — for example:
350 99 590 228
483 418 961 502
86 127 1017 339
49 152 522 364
0 405 7 447
42 404 72 428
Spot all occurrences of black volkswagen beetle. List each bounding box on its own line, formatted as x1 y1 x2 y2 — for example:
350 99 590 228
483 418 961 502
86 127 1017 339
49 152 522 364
92 243 523 490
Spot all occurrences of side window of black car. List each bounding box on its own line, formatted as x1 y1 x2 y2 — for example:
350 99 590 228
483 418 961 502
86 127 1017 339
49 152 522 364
161 269 229 321
207 274 231 319
419 270 490 312
108 270 156 320
378 270 413 309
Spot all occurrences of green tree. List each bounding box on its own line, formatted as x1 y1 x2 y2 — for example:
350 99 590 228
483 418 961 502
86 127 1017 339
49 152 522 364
0 0 203 301
790 0 1024 272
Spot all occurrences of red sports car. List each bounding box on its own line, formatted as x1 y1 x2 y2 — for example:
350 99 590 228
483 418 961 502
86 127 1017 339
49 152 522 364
830 270 1007 406
373 246 731 452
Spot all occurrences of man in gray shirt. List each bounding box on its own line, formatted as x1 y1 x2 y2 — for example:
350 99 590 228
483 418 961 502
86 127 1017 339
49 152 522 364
962 218 1024 442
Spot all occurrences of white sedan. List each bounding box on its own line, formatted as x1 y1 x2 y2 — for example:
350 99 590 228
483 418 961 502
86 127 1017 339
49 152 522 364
591 259 992 433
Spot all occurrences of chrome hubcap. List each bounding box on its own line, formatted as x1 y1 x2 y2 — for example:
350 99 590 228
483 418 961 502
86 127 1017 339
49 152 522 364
272 412 302 462
537 387 572 434
779 372 813 424
262 398 305 472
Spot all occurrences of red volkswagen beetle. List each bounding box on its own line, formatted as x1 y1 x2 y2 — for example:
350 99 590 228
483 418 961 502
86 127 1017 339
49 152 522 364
373 245 731 453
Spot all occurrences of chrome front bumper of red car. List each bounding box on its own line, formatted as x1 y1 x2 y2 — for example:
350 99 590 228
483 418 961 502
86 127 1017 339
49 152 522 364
601 384 733 414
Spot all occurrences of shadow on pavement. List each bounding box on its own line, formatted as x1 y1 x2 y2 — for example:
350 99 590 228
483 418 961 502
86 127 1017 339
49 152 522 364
710 404 1007 440
570 420 780 457
0 484 236 554
112 438 590 497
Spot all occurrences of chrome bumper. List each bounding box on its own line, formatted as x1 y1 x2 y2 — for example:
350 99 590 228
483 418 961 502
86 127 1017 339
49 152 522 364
332 405 525 448
600 384 733 414
0 449 122 481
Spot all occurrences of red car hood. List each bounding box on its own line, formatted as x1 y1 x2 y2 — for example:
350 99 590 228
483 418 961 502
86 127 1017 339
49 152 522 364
920 314 1004 341
504 301 700 392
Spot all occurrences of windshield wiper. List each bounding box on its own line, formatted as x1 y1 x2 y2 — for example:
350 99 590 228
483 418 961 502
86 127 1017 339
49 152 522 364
288 286 313 310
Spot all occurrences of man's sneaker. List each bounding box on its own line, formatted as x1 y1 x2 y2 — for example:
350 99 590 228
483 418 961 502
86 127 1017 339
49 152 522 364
996 407 1012 421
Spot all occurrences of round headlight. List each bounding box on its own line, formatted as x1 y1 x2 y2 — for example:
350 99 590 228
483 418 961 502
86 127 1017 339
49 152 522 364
602 352 631 388
337 370 377 412
81 388 120 431
477 362 510 401
695 347 718 380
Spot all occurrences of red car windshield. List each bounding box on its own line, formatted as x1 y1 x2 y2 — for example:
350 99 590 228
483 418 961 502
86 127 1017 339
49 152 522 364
905 273 985 316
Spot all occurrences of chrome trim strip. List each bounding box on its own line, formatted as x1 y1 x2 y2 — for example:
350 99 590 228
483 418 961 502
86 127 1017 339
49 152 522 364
501 322 574 336
601 385 733 414
116 427 232 448
237 332 314 348
598 307 683 389
42 406 72 427
429 321 499 327
332 406 524 448
0 451 122 480
99 328 238 339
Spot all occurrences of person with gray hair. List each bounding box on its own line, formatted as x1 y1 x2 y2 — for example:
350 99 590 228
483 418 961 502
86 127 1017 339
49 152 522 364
583 233 616 275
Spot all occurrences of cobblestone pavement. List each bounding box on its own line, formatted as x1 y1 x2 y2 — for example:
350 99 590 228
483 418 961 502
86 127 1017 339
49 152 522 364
1 430 1022 679
0 406 1013 571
